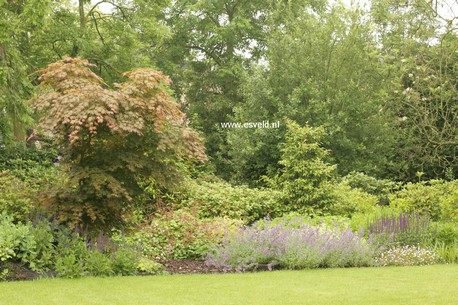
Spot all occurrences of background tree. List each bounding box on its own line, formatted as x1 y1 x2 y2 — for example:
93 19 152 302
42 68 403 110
371 0 457 180
0 0 54 143
30 58 206 229
40 0 170 84
395 37 458 180
1 0 170 144
226 2 398 185
158 0 284 178
2 0 457 186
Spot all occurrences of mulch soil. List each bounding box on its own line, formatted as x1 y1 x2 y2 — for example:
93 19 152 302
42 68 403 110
1 261 56 281
159 259 228 274
2 259 229 282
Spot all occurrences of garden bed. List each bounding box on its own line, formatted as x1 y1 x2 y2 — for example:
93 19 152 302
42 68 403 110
159 259 225 274
3 259 226 281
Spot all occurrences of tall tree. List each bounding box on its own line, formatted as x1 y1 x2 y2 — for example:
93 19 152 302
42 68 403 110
43 0 170 83
1 0 170 143
226 2 399 184
371 0 457 180
157 0 276 178
0 0 53 142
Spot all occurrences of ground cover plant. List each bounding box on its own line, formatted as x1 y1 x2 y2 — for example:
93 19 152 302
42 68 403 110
0 214 164 280
1 265 458 305
374 245 439 266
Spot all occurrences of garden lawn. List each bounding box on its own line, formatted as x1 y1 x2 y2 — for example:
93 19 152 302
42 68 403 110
1 265 457 305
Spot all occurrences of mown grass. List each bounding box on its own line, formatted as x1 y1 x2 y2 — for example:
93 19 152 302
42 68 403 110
0 265 457 305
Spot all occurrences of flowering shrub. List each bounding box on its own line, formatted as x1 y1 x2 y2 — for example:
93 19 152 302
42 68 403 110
375 246 439 266
119 208 242 259
206 221 374 271
367 213 434 249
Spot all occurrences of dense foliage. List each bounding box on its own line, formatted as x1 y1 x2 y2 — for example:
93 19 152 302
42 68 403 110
180 178 284 224
0 215 163 279
0 0 457 281
269 120 336 214
29 57 206 229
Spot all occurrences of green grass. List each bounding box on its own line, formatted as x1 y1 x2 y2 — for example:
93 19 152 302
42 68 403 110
1 265 457 305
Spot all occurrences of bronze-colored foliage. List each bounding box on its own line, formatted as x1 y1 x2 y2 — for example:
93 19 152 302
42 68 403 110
29 57 206 230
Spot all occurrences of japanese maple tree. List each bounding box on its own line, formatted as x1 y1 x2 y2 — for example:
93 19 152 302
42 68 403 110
30 57 206 229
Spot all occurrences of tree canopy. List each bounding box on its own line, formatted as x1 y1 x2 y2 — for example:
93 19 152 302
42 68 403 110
29 57 206 228
1 0 457 186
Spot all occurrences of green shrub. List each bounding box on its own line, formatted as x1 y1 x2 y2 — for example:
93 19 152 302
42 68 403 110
0 143 58 193
0 146 58 222
433 222 458 246
439 180 458 222
0 216 55 273
0 173 35 221
0 143 57 175
0 214 154 279
389 180 458 221
182 178 283 224
342 172 395 205
137 258 165 275
19 220 55 272
55 254 86 278
120 208 242 259
111 247 139 276
85 250 114 277
268 120 336 215
53 228 89 278
329 182 378 217
0 215 30 262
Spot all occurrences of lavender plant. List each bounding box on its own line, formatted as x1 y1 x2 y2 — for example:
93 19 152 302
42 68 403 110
205 221 374 271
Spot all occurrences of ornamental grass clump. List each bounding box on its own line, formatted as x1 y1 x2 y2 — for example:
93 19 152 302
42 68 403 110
205 221 374 271
375 245 439 266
